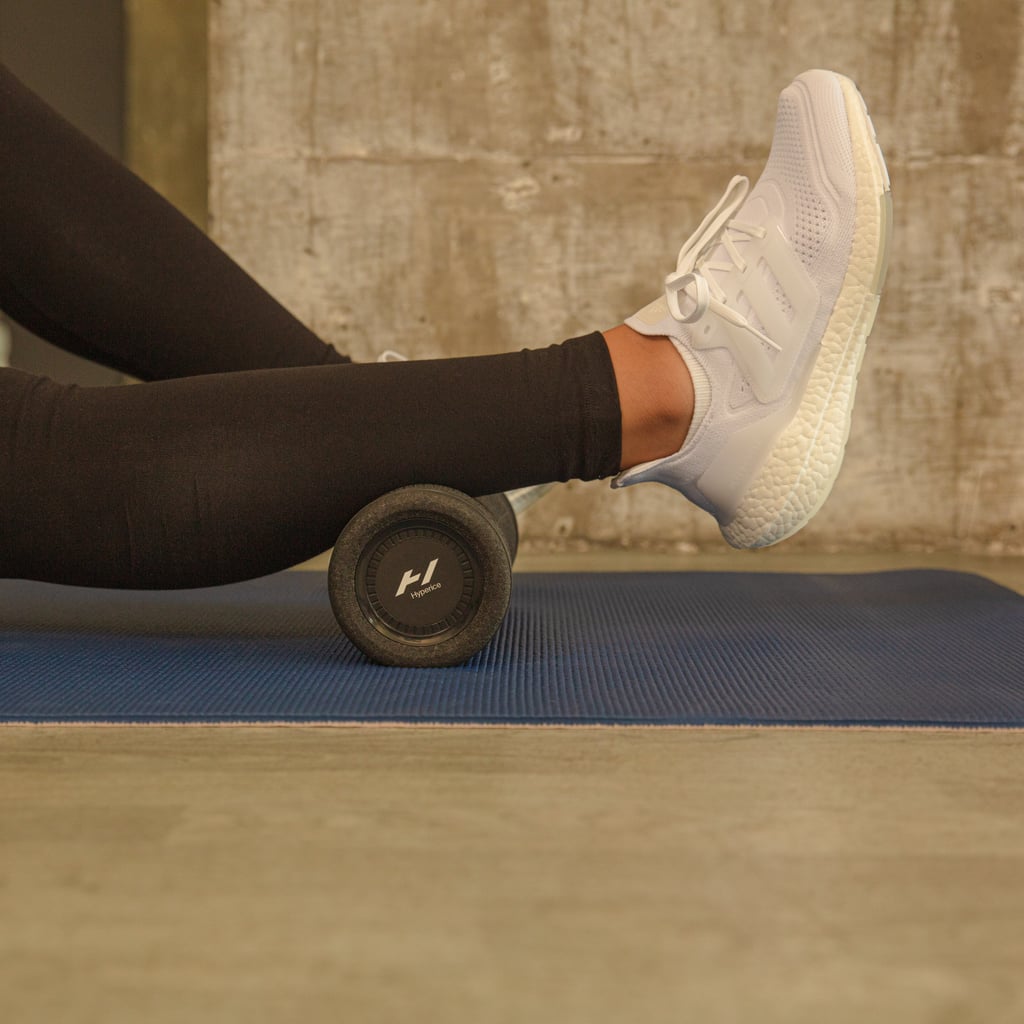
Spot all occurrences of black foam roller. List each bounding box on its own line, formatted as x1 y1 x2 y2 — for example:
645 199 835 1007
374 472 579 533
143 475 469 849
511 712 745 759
329 485 514 667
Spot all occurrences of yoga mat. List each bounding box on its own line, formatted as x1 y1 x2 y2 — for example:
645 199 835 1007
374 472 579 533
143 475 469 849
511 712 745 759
0 570 1021 727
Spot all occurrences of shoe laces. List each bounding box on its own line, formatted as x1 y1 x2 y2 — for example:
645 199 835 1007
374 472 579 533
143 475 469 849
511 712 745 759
663 176 782 353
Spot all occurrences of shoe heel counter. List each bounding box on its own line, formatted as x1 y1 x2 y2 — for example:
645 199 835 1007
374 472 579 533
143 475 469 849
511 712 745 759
697 402 796 525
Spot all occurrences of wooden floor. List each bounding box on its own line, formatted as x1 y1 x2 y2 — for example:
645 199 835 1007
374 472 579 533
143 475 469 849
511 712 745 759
2 554 1023 1023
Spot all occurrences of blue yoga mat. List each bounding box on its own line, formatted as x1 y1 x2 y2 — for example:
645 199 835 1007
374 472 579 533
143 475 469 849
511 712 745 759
1 570 1021 726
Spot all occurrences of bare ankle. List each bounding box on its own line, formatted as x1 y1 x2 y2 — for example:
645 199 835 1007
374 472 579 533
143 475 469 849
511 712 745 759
603 324 694 471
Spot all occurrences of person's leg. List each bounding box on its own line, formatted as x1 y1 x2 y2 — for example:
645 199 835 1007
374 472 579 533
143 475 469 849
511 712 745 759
0 62 347 379
0 62 889 594
0 330 689 589
602 324 692 471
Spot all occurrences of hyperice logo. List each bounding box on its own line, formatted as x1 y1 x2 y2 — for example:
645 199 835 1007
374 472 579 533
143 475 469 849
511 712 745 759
395 558 442 600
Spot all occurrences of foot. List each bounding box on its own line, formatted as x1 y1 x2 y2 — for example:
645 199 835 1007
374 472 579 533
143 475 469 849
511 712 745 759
614 69 892 549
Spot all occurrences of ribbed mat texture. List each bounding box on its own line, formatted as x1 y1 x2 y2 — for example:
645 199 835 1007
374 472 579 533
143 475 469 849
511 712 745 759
1 570 1022 726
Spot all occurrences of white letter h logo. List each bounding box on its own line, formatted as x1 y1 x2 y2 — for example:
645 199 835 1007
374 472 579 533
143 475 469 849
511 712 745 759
395 558 439 597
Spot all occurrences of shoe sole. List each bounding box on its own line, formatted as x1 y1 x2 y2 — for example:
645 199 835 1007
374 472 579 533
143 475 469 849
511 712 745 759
722 73 893 549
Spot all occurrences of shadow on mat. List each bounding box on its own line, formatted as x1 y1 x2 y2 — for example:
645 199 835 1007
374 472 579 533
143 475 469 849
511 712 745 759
0 575 339 641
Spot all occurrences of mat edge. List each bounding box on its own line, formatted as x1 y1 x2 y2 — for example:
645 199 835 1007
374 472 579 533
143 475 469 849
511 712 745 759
2 720 1023 732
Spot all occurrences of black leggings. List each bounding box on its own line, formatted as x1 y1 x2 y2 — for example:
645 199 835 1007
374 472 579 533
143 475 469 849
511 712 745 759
0 64 622 589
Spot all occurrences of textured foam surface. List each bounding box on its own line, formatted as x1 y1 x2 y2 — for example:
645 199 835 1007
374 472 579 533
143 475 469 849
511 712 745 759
1 570 1021 726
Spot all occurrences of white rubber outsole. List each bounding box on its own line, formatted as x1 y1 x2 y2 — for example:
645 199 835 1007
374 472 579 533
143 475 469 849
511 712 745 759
722 73 892 549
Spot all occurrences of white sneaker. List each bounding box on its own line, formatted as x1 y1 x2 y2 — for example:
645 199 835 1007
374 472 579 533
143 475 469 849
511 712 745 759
614 69 892 549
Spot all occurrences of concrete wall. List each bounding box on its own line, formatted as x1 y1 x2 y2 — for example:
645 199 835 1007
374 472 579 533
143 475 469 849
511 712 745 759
125 0 209 231
208 0 1024 556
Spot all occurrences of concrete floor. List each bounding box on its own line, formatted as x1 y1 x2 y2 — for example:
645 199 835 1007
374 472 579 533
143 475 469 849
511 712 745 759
2 553 1023 1023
